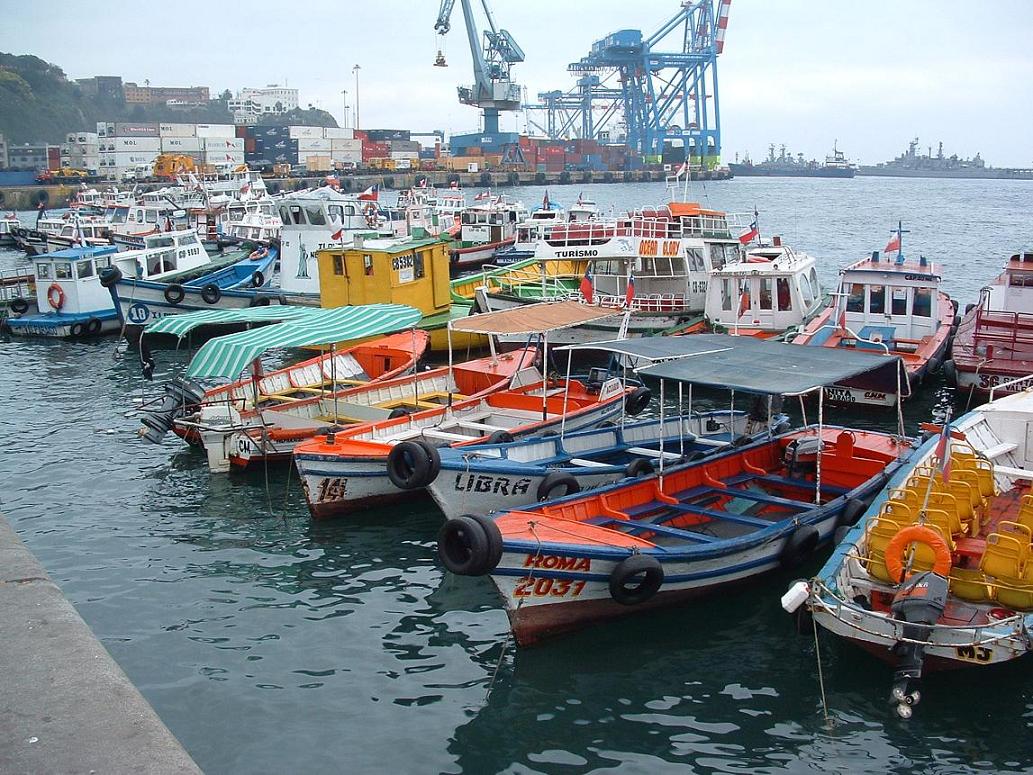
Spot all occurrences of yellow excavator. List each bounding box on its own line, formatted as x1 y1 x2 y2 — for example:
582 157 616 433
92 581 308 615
152 154 199 180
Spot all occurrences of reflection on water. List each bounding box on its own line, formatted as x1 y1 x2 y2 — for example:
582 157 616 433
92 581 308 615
2 177 1032 774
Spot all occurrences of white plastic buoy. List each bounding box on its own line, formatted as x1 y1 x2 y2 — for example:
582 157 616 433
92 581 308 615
781 580 810 613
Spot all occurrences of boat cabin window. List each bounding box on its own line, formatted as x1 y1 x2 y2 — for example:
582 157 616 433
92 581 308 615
808 268 819 295
759 277 772 309
686 248 706 272
327 205 345 223
414 251 425 279
891 287 908 316
96 256 112 269
869 285 886 314
282 204 303 225
913 287 932 317
846 283 864 312
799 273 815 306
721 278 733 311
37 263 50 279
710 244 727 270
640 256 683 276
55 262 73 280
332 255 344 276
593 259 622 276
150 236 174 249
305 204 326 226
363 254 374 276
77 260 94 279
145 210 158 224
776 277 792 311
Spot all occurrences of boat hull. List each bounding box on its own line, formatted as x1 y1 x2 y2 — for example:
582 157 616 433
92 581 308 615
6 309 121 338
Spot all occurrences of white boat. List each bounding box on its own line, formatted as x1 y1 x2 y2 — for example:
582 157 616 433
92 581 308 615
45 217 112 252
792 384 1033 718
0 212 20 246
221 198 283 244
493 193 602 266
449 194 528 271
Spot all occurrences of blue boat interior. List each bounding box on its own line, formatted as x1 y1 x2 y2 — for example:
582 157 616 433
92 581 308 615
184 247 278 290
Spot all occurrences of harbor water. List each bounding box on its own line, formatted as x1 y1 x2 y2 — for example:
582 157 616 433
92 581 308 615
2 177 1032 774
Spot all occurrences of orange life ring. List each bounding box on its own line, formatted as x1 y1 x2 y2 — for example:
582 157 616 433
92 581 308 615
885 524 952 582
47 283 65 310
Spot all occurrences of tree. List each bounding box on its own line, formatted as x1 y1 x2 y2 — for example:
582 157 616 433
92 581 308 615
219 89 232 101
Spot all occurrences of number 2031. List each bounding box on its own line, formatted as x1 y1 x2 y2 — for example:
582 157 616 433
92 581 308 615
514 577 587 598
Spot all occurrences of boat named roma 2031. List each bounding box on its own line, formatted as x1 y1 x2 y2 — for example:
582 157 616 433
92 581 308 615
790 386 1033 719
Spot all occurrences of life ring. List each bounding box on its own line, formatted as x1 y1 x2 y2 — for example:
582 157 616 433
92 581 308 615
248 247 268 260
85 318 101 335
779 525 820 568
251 270 265 288
537 471 580 502
609 554 664 605
9 297 28 314
46 283 65 310
164 284 186 305
885 525 952 583
386 440 440 489
625 458 655 478
624 386 652 416
437 516 497 576
200 284 221 304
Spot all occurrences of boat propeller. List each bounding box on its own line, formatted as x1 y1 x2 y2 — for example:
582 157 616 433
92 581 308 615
886 571 949 719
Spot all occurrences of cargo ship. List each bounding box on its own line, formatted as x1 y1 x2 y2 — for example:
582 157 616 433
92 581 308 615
857 138 1033 180
728 143 855 178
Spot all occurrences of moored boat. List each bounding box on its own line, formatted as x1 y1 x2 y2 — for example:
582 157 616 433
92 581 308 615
449 194 527 272
791 225 956 406
0 212 21 246
944 251 1033 398
790 386 1033 718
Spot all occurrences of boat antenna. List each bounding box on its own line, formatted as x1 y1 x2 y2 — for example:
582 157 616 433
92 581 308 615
891 220 909 265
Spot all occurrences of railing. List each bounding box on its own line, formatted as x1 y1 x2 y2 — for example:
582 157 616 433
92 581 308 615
988 372 1033 401
0 269 35 303
541 212 747 250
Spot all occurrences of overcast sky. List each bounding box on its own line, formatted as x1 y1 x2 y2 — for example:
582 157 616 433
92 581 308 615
4 0 1032 165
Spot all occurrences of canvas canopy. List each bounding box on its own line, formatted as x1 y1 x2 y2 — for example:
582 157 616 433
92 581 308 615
184 304 422 379
637 334 901 396
449 300 617 336
557 337 732 363
144 305 315 339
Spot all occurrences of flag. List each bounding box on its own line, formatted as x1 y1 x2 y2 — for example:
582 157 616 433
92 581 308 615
240 181 251 194
225 154 233 161
331 226 344 241
934 421 953 483
580 265 594 304
737 281 750 317
624 271 635 308
357 185 378 201
675 161 688 178
449 179 459 189
474 190 491 201
738 219 759 245
885 234 901 253
576 192 584 206
543 190 550 210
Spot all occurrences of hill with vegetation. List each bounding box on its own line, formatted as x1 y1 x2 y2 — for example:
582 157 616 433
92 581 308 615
0 53 337 144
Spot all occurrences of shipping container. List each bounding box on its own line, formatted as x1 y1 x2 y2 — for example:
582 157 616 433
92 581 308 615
244 138 257 153
330 138 362 152
158 123 197 138
235 125 249 139
322 127 353 140
296 138 332 153
365 129 410 142
202 151 245 164
99 151 160 167
106 137 161 152
201 137 245 152
113 122 159 137
389 151 419 161
385 139 420 152
160 137 203 152
299 154 332 172
288 125 323 139
352 130 368 141
330 150 362 164
194 124 236 139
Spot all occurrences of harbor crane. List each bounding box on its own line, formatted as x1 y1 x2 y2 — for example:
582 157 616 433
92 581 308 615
526 0 730 166
434 0 525 138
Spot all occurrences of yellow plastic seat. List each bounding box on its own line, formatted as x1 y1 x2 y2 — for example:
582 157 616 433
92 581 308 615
920 509 958 550
995 563 1033 611
1016 496 1033 535
950 567 992 603
867 549 893 583
880 500 914 523
980 531 1028 580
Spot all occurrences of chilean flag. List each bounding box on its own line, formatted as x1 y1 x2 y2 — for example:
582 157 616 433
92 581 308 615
737 281 751 317
543 190 550 210
580 265 594 304
240 181 251 194
885 234 901 254
738 219 759 245
624 271 635 308
474 190 492 201
934 421 953 483
357 185 378 201
331 227 345 241
674 161 688 178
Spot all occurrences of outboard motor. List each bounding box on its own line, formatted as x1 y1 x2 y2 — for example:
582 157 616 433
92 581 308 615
139 377 207 444
784 436 822 477
887 571 949 718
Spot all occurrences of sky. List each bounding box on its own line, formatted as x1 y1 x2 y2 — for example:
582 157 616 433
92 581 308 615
2 0 1032 166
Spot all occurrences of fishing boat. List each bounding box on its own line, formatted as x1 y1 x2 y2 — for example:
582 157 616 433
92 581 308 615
104 203 186 248
421 338 793 521
0 212 21 246
45 217 112 253
678 238 825 338
0 268 35 316
436 334 915 645
12 215 68 255
449 256 588 307
492 193 601 266
293 301 630 519
944 251 1033 398
791 224 956 406
135 304 430 470
102 243 280 334
6 231 214 338
221 198 283 244
789 384 1033 719
449 194 527 272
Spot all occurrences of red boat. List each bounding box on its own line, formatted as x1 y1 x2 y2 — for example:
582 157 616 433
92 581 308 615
946 251 1033 398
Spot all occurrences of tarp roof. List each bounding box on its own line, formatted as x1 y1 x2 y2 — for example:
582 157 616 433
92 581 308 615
184 304 422 379
637 334 901 396
144 305 315 339
449 300 617 336
557 337 727 363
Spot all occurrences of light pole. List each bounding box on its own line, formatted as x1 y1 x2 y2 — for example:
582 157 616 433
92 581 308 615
352 64 361 130
341 89 349 129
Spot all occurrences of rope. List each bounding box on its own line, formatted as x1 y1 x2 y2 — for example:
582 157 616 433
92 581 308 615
811 605 832 727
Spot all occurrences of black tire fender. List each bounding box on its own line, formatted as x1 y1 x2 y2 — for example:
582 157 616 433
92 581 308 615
388 407 412 419
200 284 221 304
537 471 580 502
386 440 439 490
964 302 976 315
249 295 271 307
251 270 265 288
833 524 851 546
85 318 101 335
625 386 652 416
9 297 28 314
609 554 664 605
164 284 186 305
837 497 867 528
488 429 514 445
437 516 492 576
69 321 85 337
625 458 654 478
463 513 503 572
99 266 123 288
779 525 820 569
943 359 958 386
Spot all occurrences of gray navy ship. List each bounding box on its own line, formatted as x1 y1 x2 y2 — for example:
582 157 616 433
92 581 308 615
857 138 1033 180
729 143 854 178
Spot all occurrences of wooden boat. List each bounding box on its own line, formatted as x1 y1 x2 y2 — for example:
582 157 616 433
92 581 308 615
449 195 527 272
945 251 1033 398
293 301 628 519
791 225 956 406
792 387 1033 718
0 212 21 246
435 334 915 645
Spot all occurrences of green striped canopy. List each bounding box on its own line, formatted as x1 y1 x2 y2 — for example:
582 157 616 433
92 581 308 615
144 306 316 338
185 304 423 379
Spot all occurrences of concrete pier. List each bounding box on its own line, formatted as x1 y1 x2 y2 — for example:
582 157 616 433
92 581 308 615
0 516 202 775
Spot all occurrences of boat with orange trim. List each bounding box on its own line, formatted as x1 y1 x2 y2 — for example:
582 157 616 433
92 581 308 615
436 334 915 645
790 386 1033 719
944 251 1033 398
791 224 956 406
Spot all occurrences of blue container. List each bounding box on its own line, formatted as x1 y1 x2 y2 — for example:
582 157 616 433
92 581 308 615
0 170 39 186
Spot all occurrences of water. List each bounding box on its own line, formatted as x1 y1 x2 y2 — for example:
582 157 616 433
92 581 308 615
2 177 1033 774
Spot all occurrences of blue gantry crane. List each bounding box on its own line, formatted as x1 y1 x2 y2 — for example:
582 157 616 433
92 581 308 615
527 0 731 167
434 0 526 155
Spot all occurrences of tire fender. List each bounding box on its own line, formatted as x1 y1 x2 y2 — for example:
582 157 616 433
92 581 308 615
609 554 664 605
437 516 492 576
164 284 186 305
624 386 652 416
386 440 439 489
837 497 867 528
625 458 654 478
779 525 820 569
201 284 221 304
537 471 580 502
